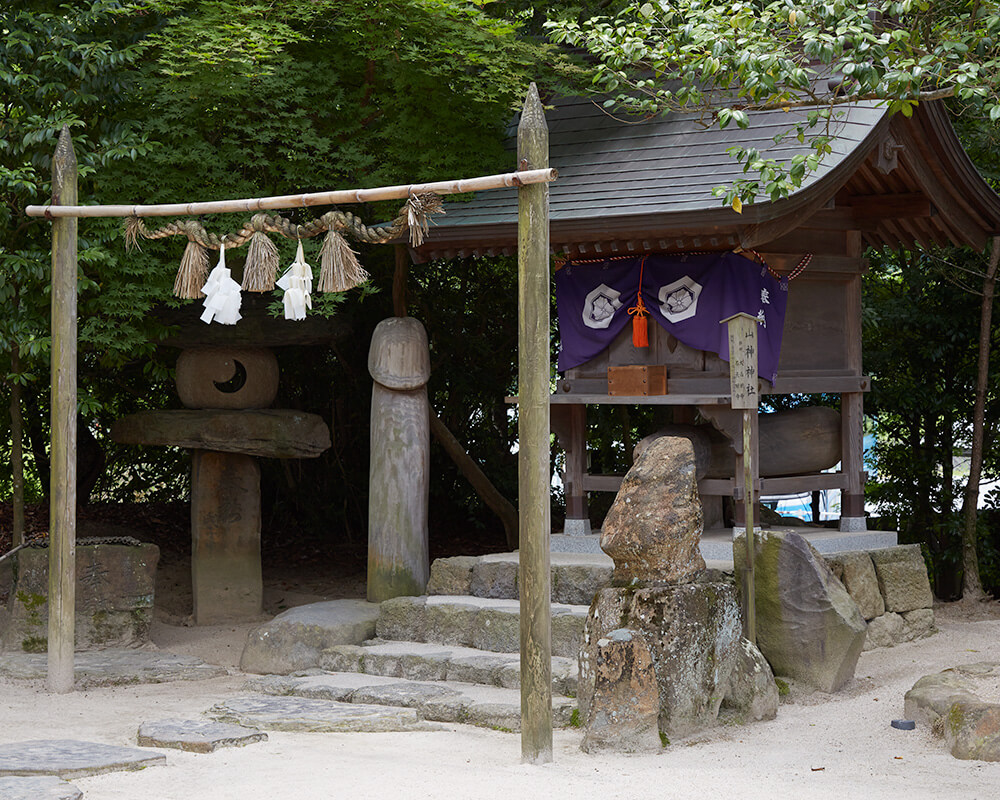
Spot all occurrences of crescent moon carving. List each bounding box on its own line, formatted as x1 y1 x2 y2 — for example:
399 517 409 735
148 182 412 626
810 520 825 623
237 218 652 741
213 359 248 394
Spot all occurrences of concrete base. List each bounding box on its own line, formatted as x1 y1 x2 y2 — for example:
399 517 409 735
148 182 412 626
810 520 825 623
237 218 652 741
562 518 592 537
840 516 868 532
552 526 898 567
191 451 263 625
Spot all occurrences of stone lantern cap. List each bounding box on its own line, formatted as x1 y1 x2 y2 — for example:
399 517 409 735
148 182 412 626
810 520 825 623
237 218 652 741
110 409 330 459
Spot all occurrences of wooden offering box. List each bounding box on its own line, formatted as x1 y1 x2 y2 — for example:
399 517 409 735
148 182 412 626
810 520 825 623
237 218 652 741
608 365 667 396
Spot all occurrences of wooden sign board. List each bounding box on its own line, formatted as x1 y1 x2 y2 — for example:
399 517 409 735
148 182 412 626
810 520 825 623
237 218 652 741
722 312 760 409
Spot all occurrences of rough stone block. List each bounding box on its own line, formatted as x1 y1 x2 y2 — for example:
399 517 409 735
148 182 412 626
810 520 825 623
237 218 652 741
318 644 367 673
736 531 866 692
446 654 513 685
825 551 884 620
422 602 479 646
396 652 450 681
552 560 613 606
551 609 588 660
945 701 1000 761
863 612 905 650
581 628 662 754
904 672 978 726
470 557 519 599
240 600 380 675
375 596 427 641
870 545 933 612
426 557 478 596
472 608 520 653
0 544 158 653
721 638 779 723
901 608 935 641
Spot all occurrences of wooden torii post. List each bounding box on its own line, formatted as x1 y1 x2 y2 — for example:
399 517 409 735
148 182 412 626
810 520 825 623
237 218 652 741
28 89 556 761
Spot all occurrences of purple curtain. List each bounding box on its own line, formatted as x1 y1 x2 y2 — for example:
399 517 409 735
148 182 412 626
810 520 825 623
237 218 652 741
554 252 787 382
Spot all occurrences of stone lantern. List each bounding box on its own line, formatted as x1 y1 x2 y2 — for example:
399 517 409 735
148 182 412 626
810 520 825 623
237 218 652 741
111 297 340 624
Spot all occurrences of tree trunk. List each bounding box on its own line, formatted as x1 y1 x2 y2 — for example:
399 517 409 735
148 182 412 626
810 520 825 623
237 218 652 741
10 345 24 547
961 237 1000 600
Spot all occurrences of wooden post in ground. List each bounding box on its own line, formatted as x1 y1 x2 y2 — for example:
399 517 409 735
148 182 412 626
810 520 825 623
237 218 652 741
517 83 552 764
723 312 759 645
48 126 78 693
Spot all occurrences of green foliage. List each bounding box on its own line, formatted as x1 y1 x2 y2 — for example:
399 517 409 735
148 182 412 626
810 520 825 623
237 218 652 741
546 0 1000 207
863 247 1000 595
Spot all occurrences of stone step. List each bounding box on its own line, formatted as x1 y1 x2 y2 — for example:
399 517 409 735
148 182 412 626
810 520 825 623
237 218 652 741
428 552 613 605
248 671 577 732
375 595 588 659
320 639 578 697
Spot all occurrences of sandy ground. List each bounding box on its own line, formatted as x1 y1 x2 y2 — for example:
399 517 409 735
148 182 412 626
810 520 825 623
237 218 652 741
1 600 999 800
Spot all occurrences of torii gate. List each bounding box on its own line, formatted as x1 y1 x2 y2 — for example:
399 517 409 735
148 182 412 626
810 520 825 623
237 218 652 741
26 85 557 764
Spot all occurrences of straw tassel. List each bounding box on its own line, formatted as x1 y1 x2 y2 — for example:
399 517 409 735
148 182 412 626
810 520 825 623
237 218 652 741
319 228 369 292
404 193 444 247
242 225 279 292
123 216 144 252
173 240 210 300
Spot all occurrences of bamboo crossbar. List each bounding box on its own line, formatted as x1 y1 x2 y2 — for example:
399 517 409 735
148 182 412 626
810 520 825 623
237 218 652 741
25 168 558 219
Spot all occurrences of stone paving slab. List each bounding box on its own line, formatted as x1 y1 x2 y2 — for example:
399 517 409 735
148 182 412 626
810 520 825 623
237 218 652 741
0 776 82 800
137 719 268 753
250 671 576 731
0 650 227 687
206 695 435 733
0 740 165 779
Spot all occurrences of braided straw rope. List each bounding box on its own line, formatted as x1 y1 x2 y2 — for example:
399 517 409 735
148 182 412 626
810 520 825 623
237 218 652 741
125 195 442 251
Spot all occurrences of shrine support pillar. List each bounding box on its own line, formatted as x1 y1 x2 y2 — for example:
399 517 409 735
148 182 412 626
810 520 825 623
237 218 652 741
840 391 867 532
554 404 590 536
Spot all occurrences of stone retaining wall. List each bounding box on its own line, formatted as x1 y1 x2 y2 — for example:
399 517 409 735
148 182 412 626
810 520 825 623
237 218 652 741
825 544 935 650
0 543 159 653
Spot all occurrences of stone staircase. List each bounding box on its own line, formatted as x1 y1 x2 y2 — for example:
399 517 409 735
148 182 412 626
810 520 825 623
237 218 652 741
249 552 614 732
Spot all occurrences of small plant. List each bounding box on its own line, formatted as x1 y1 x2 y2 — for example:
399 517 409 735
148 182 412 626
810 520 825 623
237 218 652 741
659 732 670 748
775 678 790 697
569 708 581 728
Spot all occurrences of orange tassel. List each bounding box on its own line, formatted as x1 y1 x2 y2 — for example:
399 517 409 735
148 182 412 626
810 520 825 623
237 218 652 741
632 313 648 347
628 255 650 348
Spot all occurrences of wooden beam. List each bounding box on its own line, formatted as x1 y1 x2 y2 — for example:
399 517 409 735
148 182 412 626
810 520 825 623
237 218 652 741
517 83 553 764
25 168 558 219
844 193 933 220
48 127 77 694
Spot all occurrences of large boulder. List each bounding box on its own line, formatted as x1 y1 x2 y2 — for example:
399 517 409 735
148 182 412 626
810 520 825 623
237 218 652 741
735 530 866 692
240 600 380 674
600 437 705 585
580 581 755 739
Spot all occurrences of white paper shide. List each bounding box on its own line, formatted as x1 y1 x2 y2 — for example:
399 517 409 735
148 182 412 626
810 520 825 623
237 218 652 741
277 239 313 321
200 242 243 325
